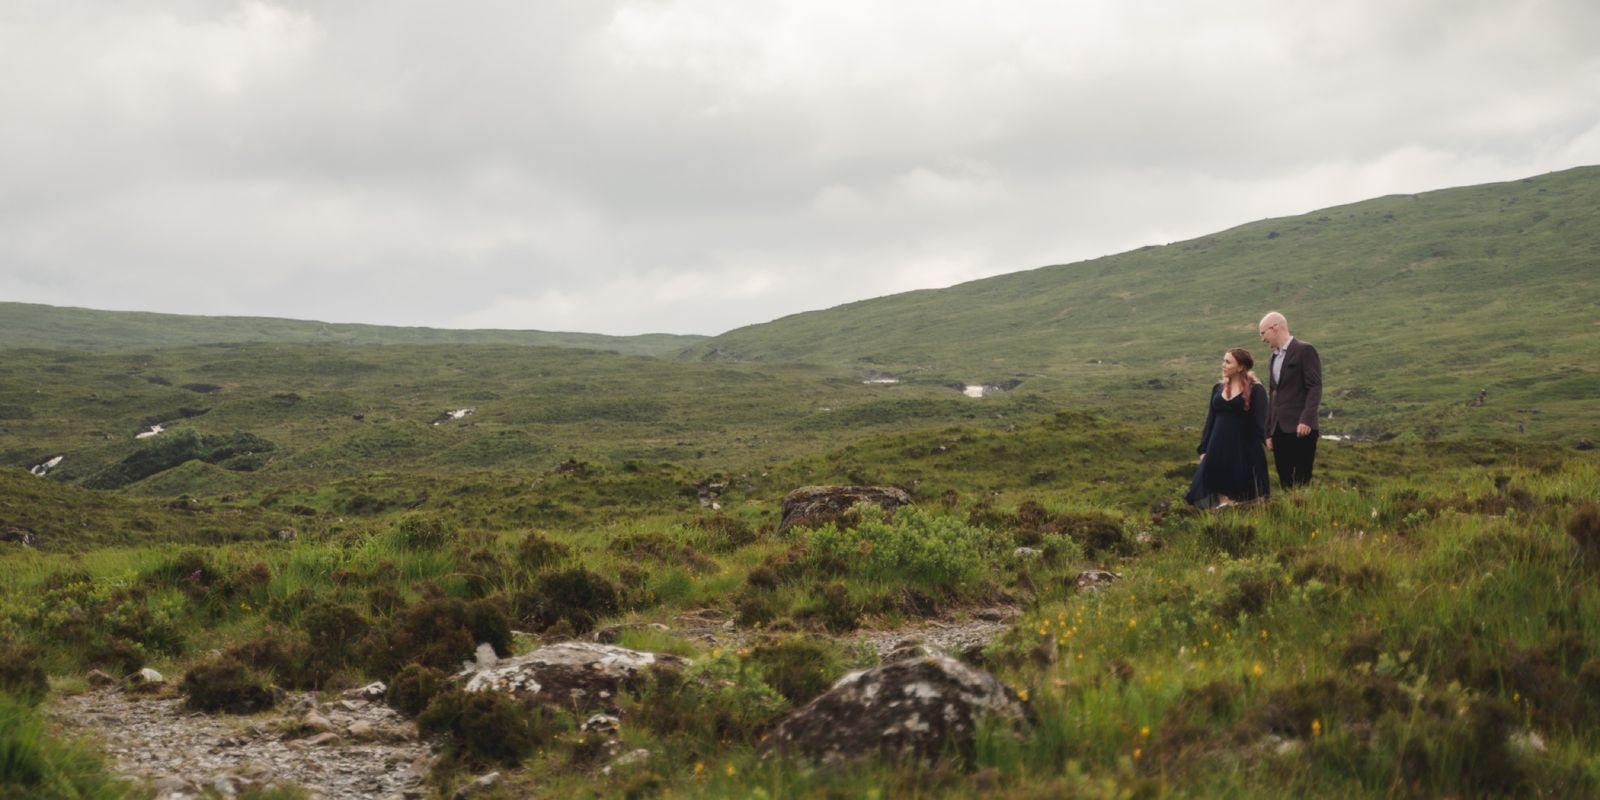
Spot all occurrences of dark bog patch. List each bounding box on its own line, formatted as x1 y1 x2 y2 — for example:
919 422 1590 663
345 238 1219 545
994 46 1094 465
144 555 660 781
84 430 275 489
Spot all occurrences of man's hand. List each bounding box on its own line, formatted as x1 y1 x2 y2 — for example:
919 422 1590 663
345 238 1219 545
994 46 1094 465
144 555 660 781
1266 437 1274 451
1296 423 1312 437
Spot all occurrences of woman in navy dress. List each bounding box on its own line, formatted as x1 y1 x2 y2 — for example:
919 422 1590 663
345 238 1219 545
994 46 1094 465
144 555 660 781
1186 348 1271 508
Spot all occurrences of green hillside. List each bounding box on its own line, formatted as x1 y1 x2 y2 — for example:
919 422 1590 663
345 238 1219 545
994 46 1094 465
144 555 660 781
0 302 705 357
682 166 1600 442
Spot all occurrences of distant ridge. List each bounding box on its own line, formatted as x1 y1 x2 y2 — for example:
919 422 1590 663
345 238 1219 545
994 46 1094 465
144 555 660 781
0 302 706 357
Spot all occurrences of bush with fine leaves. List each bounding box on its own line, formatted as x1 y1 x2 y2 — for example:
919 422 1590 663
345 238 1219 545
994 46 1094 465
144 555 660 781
806 506 991 590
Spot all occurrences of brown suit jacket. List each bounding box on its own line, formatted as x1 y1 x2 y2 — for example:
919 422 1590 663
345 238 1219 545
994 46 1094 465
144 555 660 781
1268 338 1322 434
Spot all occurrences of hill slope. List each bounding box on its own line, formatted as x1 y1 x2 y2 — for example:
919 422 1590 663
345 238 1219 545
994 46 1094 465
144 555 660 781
682 166 1600 441
0 302 705 357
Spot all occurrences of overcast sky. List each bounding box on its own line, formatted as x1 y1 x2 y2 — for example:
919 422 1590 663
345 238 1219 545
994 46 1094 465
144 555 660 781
2 1 1597 336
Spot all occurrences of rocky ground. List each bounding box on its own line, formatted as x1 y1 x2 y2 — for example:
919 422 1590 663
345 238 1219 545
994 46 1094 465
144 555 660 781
48 608 1021 799
49 683 431 800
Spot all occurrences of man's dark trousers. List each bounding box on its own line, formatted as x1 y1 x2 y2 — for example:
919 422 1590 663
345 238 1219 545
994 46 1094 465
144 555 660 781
1271 430 1317 489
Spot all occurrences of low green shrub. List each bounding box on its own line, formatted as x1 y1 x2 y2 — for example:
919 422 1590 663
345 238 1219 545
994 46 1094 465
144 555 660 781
806 507 990 590
1199 519 1258 557
0 641 48 706
387 664 448 718
392 514 450 550
360 597 511 676
180 656 276 714
417 689 567 767
746 637 848 705
516 568 619 634
628 652 788 742
515 531 571 572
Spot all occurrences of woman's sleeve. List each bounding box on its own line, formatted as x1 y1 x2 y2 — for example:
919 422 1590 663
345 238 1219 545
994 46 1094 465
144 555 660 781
1198 386 1216 454
1251 384 1270 442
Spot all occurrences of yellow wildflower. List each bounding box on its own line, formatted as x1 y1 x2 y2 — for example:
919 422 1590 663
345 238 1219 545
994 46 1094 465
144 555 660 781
1311 719 1322 737
694 762 705 777
726 764 737 777
1251 662 1264 677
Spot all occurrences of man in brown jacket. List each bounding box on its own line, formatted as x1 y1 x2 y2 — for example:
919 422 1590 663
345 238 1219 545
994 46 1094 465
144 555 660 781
1258 311 1322 489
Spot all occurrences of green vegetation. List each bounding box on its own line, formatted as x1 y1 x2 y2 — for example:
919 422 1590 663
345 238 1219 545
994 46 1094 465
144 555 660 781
2 167 1597 797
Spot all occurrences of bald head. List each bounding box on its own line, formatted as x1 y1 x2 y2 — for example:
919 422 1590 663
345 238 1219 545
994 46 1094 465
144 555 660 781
1258 312 1290 348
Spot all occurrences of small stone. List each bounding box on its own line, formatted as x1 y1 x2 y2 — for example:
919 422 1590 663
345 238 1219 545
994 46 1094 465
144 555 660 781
1074 570 1121 593
304 732 340 747
302 711 335 734
133 667 165 685
451 771 501 800
581 714 621 737
348 720 375 740
86 669 118 687
344 681 387 700
1510 730 1547 754
1011 546 1042 559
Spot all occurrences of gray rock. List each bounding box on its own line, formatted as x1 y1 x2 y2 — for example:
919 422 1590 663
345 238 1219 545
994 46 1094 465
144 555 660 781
86 669 118 687
1011 546 1042 559
778 485 913 532
0 526 36 547
763 654 1030 765
348 720 375 740
300 711 335 734
343 681 387 701
304 732 340 747
454 642 686 712
451 771 501 800
1074 569 1121 593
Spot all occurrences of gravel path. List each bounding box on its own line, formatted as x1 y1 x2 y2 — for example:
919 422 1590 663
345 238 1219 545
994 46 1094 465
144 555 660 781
50 687 431 800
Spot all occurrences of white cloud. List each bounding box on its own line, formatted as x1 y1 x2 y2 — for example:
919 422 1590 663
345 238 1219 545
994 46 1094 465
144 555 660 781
1 0 1597 334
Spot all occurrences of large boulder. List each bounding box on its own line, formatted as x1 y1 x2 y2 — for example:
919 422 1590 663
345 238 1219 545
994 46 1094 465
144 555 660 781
451 642 684 712
762 653 1030 765
778 485 912 532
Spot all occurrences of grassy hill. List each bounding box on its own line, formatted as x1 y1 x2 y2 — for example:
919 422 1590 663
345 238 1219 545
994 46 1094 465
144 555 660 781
681 166 1600 442
0 302 705 357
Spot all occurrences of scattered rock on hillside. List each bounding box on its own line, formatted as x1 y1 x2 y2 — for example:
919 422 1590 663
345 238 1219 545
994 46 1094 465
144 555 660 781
1075 570 1121 593
1576 440 1595 451
778 485 913 532
452 642 685 712
696 479 726 508
763 653 1031 766
0 526 36 547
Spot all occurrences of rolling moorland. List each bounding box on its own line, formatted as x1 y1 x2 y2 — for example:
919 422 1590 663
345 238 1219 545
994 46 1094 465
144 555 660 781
1 167 1598 798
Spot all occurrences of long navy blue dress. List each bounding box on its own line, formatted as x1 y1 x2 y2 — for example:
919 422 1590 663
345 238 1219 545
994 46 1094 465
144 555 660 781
1185 382 1271 507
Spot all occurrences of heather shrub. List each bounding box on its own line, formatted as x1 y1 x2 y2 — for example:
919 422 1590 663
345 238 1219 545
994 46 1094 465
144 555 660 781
180 656 276 714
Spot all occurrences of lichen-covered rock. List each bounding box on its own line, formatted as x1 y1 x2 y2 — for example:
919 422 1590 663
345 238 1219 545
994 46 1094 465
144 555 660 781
778 485 912 532
1075 569 1121 593
763 654 1030 765
452 642 684 712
